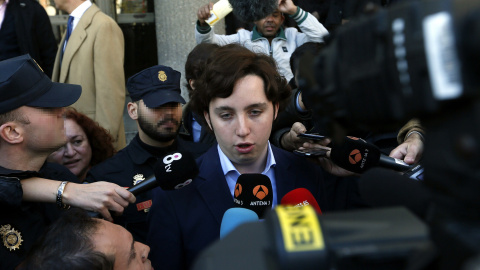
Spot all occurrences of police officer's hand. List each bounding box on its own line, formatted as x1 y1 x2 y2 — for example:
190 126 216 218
62 182 136 222
197 2 214 26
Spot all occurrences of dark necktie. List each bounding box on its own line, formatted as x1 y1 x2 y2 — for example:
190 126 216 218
63 16 74 52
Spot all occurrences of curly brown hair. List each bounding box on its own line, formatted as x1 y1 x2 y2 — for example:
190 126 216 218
64 108 116 166
190 44 291 130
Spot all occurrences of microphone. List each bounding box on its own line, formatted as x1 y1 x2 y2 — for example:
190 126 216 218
89 151 199 219
280 188 322 214
220 208 258 239
233 174 273 218
128 151 199 194
358 168 432 218
330 136 412 174
228 0 278 22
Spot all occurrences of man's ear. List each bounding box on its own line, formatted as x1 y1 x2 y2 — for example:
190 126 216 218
273 103 279 121
127 102 138 120
188 79 195 91
204 111 213 131
0 122 24 145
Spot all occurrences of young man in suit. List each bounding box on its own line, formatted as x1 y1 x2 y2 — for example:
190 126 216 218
51 0 126 150
147 44 348 270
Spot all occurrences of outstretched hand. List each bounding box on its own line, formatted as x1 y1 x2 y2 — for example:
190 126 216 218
63 181 136 222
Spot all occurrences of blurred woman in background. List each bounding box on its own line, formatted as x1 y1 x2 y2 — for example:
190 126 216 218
48 107 116 181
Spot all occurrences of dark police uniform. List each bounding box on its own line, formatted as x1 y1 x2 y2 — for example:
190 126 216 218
85 134 205 244
0 163 78 270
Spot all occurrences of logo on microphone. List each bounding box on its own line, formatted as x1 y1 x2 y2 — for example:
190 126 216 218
163 152 182 172
234 183 242 197
174 179 192 189
253 185 269 200
349 149 362 164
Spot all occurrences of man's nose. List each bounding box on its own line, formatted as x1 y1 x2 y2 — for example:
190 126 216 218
235 115 251 137
139 242 150 263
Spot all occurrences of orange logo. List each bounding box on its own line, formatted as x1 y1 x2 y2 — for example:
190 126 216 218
349 149 362 164
253 185 269 200
234 183 242 198
347 136 360 140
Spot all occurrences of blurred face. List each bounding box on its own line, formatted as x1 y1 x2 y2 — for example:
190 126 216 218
134 100 182 146
255 10 284 39
48 119 92 180
19 106 67 153
205 75 278 174
93 220 152 270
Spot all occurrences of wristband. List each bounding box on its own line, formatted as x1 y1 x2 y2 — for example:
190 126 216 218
405 130 425 142
56 181 70 209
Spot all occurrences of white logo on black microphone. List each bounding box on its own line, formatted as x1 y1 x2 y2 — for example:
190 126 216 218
163 153 182 172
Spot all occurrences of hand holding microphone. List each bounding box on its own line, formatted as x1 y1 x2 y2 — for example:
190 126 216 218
329 136 412 174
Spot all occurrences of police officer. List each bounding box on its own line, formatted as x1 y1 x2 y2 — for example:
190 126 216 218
86 65 208 244
0 55 135 270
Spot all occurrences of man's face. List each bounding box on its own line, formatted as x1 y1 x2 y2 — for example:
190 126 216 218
53 0 67 12
93 219 152 270
136 100 182 143
205 75 278 173
19 106 67 153
255 10 284 38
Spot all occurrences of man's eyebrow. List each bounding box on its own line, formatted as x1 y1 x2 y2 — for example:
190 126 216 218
213 103 268 113
213 106 234 113
245 103 268 110
127 239 136 265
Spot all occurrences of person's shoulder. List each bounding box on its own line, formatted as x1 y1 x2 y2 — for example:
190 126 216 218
11 0 45 13
89 5 119 26
88 149 129 176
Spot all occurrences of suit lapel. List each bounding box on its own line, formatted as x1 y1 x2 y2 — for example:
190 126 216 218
52 27 66 82
196 146 235 225
60 4 99 82
272 147 296 201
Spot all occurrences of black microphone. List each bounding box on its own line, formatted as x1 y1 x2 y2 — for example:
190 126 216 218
89 151 199 218
228 0 278 22
233 174 273 218
330 136 412 174
358 168 432 218
128 151 198 193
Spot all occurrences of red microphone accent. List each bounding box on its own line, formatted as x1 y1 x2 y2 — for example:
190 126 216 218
281 188 322 214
